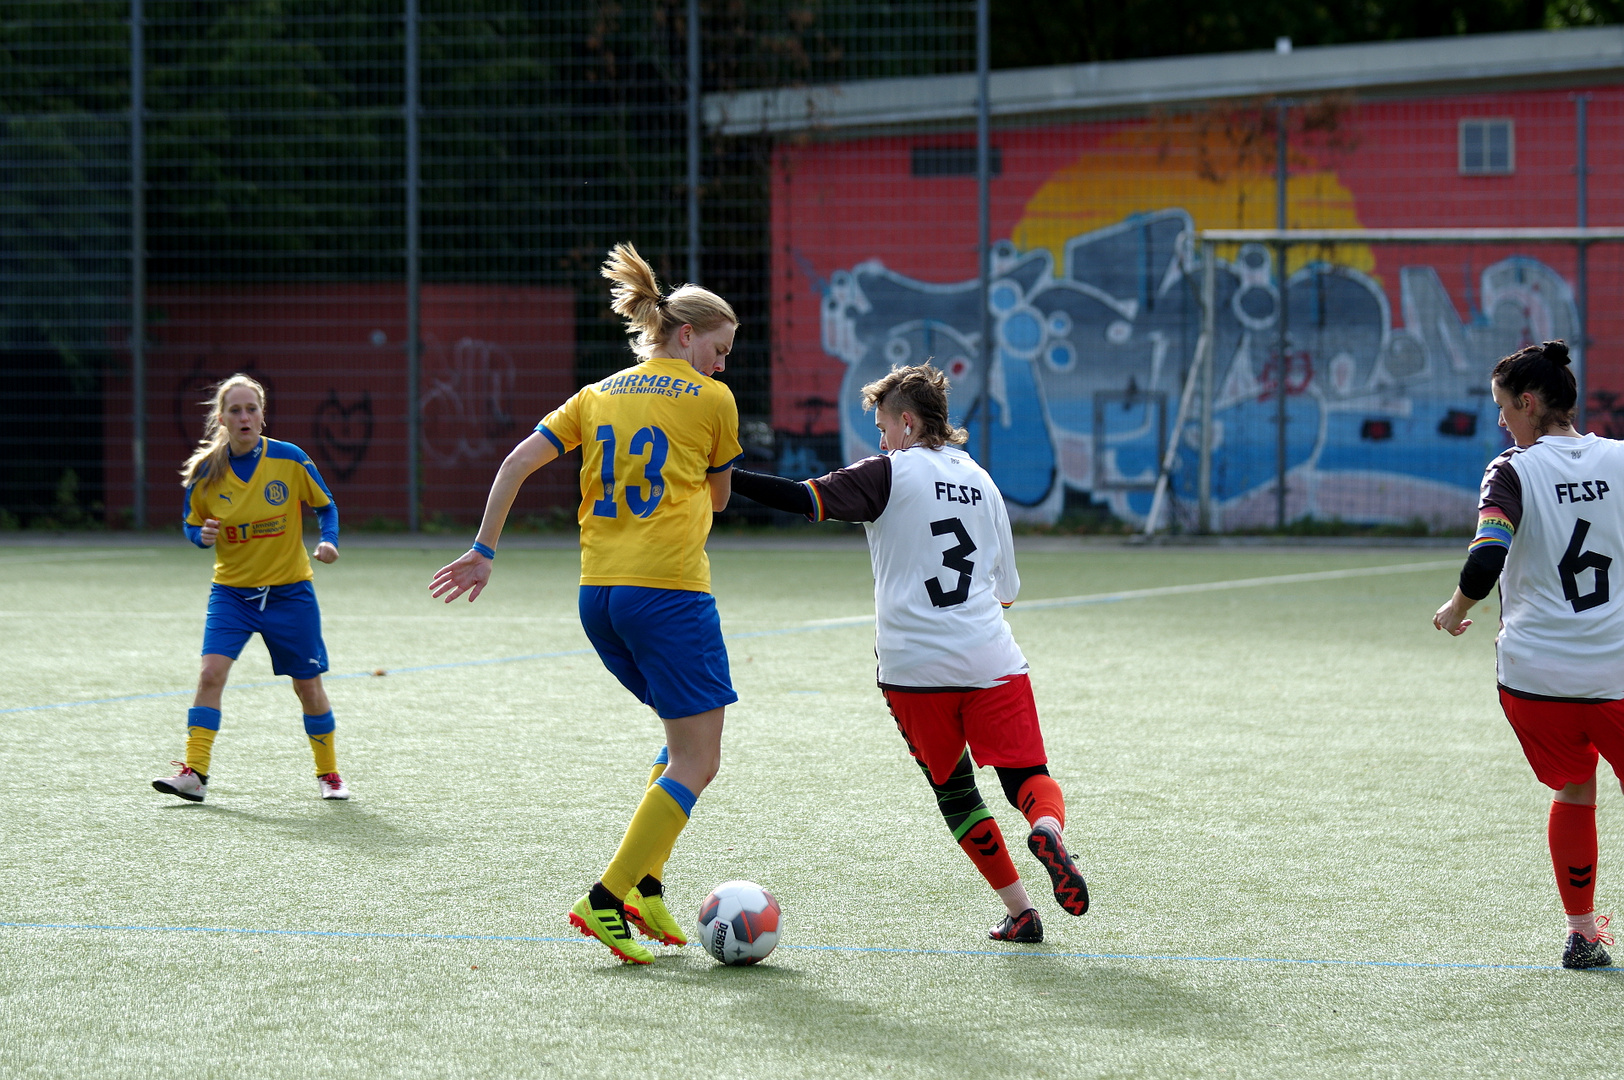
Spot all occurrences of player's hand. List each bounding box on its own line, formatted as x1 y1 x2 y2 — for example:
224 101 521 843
313 541 339 564
200 518 220 547
430 549 491 603
1433 597 1473 636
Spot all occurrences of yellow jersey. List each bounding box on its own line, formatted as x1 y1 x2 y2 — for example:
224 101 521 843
184 437 335 588
538 357 742 592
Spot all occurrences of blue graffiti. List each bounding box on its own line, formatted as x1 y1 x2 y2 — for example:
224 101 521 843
819 209 1579 528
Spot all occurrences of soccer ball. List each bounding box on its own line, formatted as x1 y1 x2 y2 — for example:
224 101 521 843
696 880 781 965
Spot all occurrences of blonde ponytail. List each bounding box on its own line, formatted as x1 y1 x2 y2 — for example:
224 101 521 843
179 374 266 488
601 242 737 359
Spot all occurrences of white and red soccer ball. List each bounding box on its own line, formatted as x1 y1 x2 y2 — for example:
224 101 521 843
696 880 781 965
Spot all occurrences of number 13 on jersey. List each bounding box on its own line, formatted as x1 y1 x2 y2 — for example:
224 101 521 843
592 424 670 519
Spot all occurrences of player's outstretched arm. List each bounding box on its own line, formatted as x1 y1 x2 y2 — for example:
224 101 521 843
430 432 558 603
730 468 814 516
1433 588 1477 636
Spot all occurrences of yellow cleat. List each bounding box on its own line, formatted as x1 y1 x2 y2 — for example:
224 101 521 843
568 893 654 964
625 887 688 946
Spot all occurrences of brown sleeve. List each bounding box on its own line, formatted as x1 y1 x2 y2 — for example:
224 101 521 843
1480 452 1523 530
807 455 892 523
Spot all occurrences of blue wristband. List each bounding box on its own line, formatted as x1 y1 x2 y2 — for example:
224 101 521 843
471 541 496 560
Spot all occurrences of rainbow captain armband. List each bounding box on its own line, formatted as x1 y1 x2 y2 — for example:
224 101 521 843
801 480 826 522
1469 507 1514 553
471 541 496 560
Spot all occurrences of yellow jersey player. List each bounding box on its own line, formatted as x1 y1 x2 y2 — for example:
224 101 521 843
152 374 348 803
431 243 742 964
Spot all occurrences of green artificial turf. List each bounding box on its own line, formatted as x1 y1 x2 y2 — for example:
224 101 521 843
2 539 1622 1079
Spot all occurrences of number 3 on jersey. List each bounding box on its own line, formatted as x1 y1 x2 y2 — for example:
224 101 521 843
592 424 669 519
926 517 976 607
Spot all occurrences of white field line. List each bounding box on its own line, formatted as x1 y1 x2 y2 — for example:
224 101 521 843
791 559 1459 630
0 549 160 566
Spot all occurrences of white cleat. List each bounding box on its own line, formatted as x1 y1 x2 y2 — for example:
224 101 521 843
317 772 350 800
153 763 207 803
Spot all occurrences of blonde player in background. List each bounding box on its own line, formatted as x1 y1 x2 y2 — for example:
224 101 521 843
431 243 742 965
1435 340 1623 969
727 364 1088 943
152 374 347 803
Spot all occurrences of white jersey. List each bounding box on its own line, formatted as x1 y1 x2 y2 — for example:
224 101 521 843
1495 433 1624 700
806 445 1027 689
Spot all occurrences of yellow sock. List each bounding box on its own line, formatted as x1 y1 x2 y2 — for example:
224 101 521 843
304 711 337 775
602 781 693 899
184 706 221 775
307 733 337 775
643 749 669 879
185 727 218 775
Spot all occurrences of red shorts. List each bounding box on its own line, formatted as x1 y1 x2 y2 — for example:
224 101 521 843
1499 687 1624 790
882 673 1047 786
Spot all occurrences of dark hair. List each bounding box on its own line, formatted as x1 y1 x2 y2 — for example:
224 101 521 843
859 364 967 449
1492 340 1576 431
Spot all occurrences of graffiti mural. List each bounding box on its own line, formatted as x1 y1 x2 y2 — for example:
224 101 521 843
821 209 1579 528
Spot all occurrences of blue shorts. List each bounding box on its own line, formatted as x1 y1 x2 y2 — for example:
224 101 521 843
579 585 736 720
202 581 329 680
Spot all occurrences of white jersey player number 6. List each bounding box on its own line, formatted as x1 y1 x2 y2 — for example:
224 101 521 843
1560 518 1613 613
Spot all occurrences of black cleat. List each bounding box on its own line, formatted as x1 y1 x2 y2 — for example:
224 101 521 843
1028 822 1089 915
989 907 1043 943
1563 932 1613 970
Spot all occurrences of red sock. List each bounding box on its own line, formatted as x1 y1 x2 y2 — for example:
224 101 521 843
958 817 1020 891
1015 774 1066 829
1549 800 1598 915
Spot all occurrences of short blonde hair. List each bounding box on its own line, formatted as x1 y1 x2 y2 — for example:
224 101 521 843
601 242 737 359
179 374 266 488
860 364 967 449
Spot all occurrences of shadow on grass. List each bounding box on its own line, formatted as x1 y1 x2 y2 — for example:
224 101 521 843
582 948 1242 1070
155 801 429 849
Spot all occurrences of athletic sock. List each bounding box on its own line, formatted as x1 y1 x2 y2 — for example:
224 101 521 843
601 777 696 900
185 707 221 776
1015 773 1066 830
995 880 1035 918
922 752 1021 891
303 711 337 775
1567 911 1601 939
1549 800 1598 917
643 747 672 879
959 817 1021 892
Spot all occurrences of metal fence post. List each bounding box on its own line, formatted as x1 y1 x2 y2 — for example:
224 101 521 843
975 0 991 472
405 0 421 531
1274 101 1288 531
1577 93 1589 433
1198 239 1216 533
687 0 701 285
130 0 146 530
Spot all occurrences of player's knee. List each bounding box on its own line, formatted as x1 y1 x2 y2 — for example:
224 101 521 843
197 657 231 691
291 677 326 709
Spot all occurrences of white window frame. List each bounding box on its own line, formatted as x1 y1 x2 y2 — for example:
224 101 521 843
1459 118 1515 176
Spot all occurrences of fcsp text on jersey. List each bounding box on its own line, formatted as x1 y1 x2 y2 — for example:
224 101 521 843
934 481 984 505
1555 481 1612 504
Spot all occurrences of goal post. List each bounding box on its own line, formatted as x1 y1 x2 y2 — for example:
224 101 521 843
1142 227 1624 538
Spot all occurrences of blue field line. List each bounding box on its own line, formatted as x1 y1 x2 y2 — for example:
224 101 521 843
1 560 1456 716
0 919 1599 974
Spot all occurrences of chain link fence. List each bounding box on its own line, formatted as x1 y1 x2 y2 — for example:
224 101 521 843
5 7 1618 534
